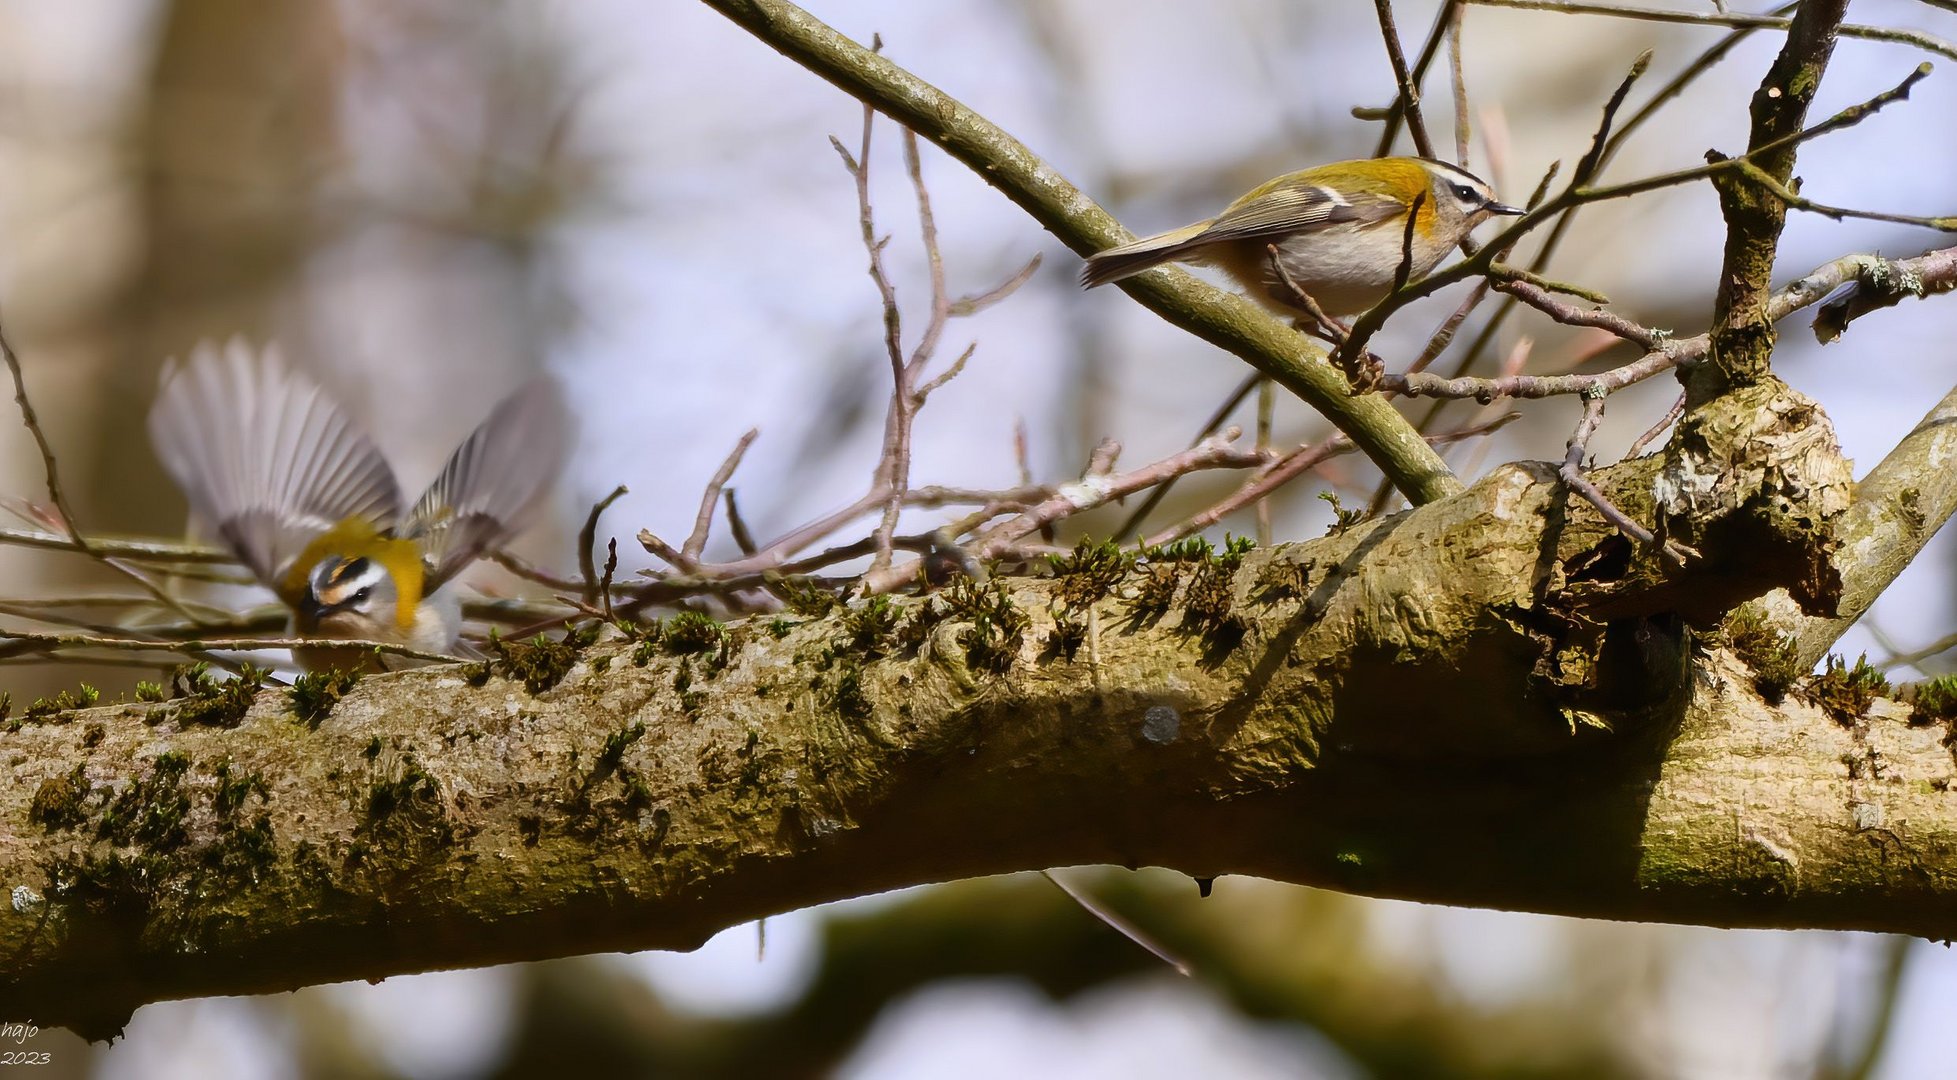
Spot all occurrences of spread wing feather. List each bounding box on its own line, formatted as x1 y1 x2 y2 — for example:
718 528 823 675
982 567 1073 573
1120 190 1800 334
407 376 569 590
148 338 404 590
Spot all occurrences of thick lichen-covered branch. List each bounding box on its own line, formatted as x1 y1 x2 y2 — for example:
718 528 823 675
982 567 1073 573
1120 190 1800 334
7 382 1948 1043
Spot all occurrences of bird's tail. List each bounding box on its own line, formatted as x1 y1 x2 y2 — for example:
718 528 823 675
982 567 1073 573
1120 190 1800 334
1079 221 1212 288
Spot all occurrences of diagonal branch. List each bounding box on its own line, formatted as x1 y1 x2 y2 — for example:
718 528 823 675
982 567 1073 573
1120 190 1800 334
701 0 1461 506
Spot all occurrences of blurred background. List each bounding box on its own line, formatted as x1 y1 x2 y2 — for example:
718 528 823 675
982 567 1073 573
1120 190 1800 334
2 0 1955 1076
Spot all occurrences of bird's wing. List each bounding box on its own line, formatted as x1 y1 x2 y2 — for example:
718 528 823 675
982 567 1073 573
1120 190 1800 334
148 338 405 596
405 375 570 591
1193 183 1404 246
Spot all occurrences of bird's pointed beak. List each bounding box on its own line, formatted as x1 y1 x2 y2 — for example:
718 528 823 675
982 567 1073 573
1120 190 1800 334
294 592 324 626
1487 202 1527 216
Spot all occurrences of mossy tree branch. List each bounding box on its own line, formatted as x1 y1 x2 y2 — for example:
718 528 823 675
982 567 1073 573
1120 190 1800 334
698 0 1461 505
7 381 1955 1040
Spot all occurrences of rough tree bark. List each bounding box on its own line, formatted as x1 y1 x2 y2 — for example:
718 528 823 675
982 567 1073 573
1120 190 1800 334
6 0 1957 1042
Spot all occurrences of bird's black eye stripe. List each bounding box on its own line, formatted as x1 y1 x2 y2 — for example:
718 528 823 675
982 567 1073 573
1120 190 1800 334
1451 183 1481 203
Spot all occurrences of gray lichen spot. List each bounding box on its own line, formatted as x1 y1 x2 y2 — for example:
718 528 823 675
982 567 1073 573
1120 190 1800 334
1140 705 1181 745
1851 801 1884 832
1736 826 1799 899
805 815 844 839
11 885 44 914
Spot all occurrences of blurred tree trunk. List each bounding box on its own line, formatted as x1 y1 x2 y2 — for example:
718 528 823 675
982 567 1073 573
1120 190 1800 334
86 0 342 534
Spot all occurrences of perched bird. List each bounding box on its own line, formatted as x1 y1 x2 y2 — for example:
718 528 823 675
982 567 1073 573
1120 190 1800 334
1081 156 1524 318
148 338 569 671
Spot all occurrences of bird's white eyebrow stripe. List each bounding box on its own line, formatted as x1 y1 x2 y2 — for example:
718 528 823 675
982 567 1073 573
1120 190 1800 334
1417 159 1490 189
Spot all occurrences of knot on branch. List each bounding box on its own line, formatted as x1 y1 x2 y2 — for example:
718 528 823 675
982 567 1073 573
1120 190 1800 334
1648 380 1850 620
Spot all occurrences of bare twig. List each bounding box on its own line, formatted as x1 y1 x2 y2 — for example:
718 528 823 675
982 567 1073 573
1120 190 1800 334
1040 869 1192 977
858 432 1272 594
1373 0 1461 156
1254 381 1276 545
705 0 1460 506
1144 414 1519 548
1558 392 1688 568
2 316 205 622
0 528 233 564
1408 281 1491 379
599 539 619 621
1 320 85 559
1447 2 1471 166
1626 392 1687 460
1014 417 1056 547
1465 0 1957 63
1267 246 1354 347
1488 274 1658 348
916 342 976 401
637 528 695 571
684 432 757 562
1731 158 1956 232
1879 630 1957 673
1112 373 1263 540
0 630 463 666
1392 190 1428 294
489 550 584 593
581 484 632 605
723 490 758 556
949 254 1041 317
1373 0 1436 159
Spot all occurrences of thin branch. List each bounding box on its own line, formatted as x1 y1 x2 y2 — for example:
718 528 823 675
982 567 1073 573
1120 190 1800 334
581 484 632 605
0 319 86 560
684 432 757 562
1626 392 1686 460
1447 1 1471 166
1112 373 1263 540
1558 392 1688 567
1880 630 1957 674
0 528 234 564
949 254 1041 316
2 315 205 622
1488 274 1658 349
1254 380 1275 546
1465 0 1957 63
1040 869 1192 977
902 128 952 378
1393 190 1429 294
1409 281 1490 379
0 630 463 666
723 490 759 556
859 432 1273 594
1373 0 1461 156
488 550 584 594
1731 158 1957 232
1373 0 1436 159
1143 413 1518 549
